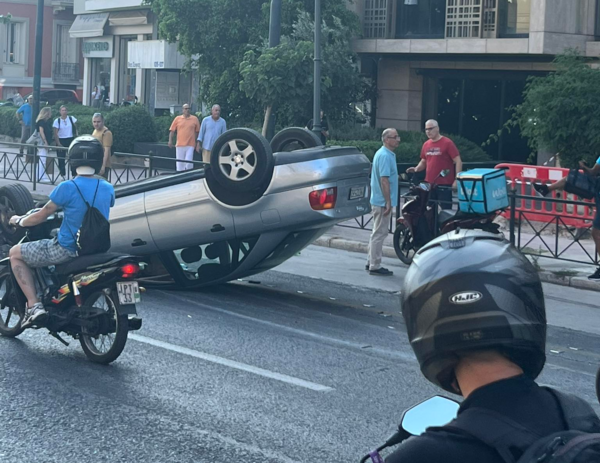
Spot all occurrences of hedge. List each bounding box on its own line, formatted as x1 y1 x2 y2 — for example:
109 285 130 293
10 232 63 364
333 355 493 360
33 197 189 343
328 131 491 164
0 106 22 138
103 105 157 153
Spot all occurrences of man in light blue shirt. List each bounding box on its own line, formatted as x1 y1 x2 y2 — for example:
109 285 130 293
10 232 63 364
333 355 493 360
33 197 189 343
196 104 227 164
16 96 33 155
367 128 399 276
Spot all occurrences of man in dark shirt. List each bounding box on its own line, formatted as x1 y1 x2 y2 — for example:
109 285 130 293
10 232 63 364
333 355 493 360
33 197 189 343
387 229 597 463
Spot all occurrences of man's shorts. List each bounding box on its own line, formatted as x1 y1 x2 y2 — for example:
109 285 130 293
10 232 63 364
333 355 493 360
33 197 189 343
20 238 77 268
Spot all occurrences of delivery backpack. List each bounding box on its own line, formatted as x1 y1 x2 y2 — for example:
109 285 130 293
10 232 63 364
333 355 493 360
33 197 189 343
446 389 600 463
71 180 111 256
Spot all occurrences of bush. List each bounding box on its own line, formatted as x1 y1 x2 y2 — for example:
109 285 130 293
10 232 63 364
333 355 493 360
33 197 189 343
0 106 22 138
329 131 491 164
154 114 176 143
104 106 158 153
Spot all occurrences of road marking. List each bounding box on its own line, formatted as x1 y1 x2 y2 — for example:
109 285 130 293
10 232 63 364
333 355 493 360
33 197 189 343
129 333 333 392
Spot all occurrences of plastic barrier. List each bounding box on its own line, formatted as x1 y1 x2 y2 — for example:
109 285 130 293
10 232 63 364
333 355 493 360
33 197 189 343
495 163 595 228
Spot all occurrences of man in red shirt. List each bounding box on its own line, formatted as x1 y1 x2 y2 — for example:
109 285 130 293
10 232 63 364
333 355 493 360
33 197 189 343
406 120 462 209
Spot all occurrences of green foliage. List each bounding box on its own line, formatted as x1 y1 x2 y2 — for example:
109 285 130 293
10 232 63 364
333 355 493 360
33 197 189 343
104 106 158 153
329 132 491 164
0 13 11 24
0 106 21 138
500 51 600 168
154 114 177 142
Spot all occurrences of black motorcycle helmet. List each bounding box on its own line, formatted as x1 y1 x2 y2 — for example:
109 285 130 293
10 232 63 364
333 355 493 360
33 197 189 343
68 136 104 175
401 229 546 394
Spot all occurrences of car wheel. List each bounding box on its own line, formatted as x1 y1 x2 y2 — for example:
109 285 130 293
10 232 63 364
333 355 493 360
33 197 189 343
0 184 34 245
210 128 274 192
270 127 323 153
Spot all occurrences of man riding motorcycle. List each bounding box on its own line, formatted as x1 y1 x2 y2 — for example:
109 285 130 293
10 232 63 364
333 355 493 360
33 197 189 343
386 229 600 462
8 136 115 329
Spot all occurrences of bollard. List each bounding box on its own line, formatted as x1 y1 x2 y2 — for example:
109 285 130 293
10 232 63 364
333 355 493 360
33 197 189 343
148 150 154 178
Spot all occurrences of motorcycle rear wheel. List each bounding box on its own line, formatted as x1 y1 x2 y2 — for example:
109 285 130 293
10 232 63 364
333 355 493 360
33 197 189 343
79 288 128 364
0 268 24 337
393 223 417 265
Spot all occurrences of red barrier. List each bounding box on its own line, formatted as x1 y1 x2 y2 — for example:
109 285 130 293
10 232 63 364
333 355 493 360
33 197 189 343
495 163 595 228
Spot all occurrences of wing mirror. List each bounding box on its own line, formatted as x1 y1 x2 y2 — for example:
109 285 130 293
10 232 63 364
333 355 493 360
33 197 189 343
399 173 409 182
401 396 459 436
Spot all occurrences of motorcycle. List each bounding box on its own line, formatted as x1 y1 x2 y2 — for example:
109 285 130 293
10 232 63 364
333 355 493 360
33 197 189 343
0 208 143 364
393 170 502 265
360 396 460 462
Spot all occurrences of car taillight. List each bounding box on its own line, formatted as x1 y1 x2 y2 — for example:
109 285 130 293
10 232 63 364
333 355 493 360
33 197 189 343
121 263 140 278
309 187 337 210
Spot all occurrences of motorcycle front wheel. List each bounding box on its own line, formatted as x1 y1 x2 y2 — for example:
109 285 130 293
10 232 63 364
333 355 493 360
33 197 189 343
393 223 417 265
0 268 24 337
79 288 129 364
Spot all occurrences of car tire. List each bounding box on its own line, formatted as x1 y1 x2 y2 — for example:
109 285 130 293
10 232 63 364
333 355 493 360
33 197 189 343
210 128 274 193
0 184 34 245
270 127 323 153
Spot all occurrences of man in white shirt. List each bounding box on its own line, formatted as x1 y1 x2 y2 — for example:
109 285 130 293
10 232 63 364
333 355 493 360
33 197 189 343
196 104 227 164
53 105 78 178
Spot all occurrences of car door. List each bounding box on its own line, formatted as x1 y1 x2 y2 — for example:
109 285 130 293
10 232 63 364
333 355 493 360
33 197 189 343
144 178 235 252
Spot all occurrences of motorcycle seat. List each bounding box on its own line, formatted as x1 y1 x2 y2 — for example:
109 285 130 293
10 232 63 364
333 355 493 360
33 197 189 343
55 252 132 276
437 209 455 224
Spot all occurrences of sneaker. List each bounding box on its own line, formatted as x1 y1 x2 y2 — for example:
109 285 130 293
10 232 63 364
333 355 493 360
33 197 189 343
588 268 600 281
533 183 550 197
21 303 47 329
369 267 393 276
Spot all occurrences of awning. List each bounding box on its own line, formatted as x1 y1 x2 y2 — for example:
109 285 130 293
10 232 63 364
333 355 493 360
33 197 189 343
69 13 109 39
108 10 149 27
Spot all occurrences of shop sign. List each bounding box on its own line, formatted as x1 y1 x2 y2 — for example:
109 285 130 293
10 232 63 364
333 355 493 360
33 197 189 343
83 37 114 58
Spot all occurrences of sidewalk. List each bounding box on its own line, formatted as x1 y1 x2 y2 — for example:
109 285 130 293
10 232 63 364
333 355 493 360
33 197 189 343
314 221 600 293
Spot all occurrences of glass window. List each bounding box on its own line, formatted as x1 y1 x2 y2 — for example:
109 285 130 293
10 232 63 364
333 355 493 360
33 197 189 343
395 0 446 39
4 22 23 64
90 58 111 106
596 0 600 38
499 0 530 37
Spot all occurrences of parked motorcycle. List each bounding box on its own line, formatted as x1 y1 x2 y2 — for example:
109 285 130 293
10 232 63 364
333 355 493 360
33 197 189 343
0 208 143 364
359 396 459 462
393 170 502 265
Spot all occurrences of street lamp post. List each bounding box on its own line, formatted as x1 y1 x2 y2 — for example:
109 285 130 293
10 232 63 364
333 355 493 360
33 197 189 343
312 0 322 138
265 0 282 140
31 0 44 130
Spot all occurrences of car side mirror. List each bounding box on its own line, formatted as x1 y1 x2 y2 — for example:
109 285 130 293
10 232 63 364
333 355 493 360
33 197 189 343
400 396 459 436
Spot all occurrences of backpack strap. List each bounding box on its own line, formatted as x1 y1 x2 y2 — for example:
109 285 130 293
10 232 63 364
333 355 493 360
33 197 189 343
444 408 543 463
545 389 600 433
71 180 90 209
69 116 78 136
91 180 100 208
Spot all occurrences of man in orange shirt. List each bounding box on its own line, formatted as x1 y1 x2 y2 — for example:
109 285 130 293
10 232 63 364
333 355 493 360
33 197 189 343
169 104 201 172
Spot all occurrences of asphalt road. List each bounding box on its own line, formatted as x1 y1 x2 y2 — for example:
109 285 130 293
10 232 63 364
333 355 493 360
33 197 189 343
1 270 600 463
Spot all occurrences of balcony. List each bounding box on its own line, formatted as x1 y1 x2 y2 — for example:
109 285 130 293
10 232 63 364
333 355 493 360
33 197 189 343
52 62 81 84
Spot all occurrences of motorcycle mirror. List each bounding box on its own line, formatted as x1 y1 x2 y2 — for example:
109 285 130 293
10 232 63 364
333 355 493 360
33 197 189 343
400 396 459 436
440 169 451 178
399 173 409 182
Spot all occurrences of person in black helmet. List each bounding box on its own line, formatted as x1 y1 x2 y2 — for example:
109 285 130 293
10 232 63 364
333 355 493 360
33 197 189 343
386 229 600 463
8 136 115 329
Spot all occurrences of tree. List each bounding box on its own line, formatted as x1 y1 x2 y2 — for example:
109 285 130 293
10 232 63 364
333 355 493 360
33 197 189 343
0 13 11 24
506 51 600 167
144 0 369 126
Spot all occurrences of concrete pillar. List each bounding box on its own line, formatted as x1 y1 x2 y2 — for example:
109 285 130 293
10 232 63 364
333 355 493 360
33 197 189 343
82 58 90 106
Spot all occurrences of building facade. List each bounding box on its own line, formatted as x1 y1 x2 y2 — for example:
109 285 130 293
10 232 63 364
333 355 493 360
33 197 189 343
70 0 196 114
0 0 83 100
351 0 600 161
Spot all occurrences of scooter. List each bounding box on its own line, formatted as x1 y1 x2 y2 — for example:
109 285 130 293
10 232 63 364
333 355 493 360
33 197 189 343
359 396 460 462
0 208 143 364
393 170 502 265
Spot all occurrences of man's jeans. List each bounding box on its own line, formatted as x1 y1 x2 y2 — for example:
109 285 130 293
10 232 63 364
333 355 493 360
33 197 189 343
367 206 392 271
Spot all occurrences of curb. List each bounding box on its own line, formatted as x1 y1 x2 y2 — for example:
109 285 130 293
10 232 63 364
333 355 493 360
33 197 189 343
313 236 600 294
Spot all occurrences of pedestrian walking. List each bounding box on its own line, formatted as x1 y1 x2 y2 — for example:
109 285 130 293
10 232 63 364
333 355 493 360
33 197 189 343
91 86 102 108
53 105 78 179
306 110 329 145
35 107 54 182
91 113 113 179
366 128 399 276
406 120 462 209
196 105 227 164
16 96 33 155
168 104 200 172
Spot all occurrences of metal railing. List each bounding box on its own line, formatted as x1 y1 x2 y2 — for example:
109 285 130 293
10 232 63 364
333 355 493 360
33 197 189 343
52 62 81 83
0 141 206 190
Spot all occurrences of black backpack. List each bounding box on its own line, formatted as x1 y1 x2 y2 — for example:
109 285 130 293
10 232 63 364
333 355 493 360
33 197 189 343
71 180 111 256
447 389 600 463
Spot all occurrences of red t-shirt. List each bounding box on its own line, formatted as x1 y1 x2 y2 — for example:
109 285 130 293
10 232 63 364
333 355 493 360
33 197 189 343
420 136 460 185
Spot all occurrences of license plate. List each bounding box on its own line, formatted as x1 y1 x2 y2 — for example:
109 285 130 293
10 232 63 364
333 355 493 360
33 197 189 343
116 281 141 305
349 186 365 200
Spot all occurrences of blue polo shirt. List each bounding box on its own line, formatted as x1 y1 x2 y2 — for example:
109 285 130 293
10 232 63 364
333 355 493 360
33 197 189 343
197 116 227 151
370 146 398 208
17 103 32 126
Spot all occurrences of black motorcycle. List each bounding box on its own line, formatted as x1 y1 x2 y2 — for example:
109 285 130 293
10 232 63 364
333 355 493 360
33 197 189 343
0 208 143 364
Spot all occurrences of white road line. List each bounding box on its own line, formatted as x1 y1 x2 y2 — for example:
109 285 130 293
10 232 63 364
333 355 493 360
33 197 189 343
128 333 333 392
